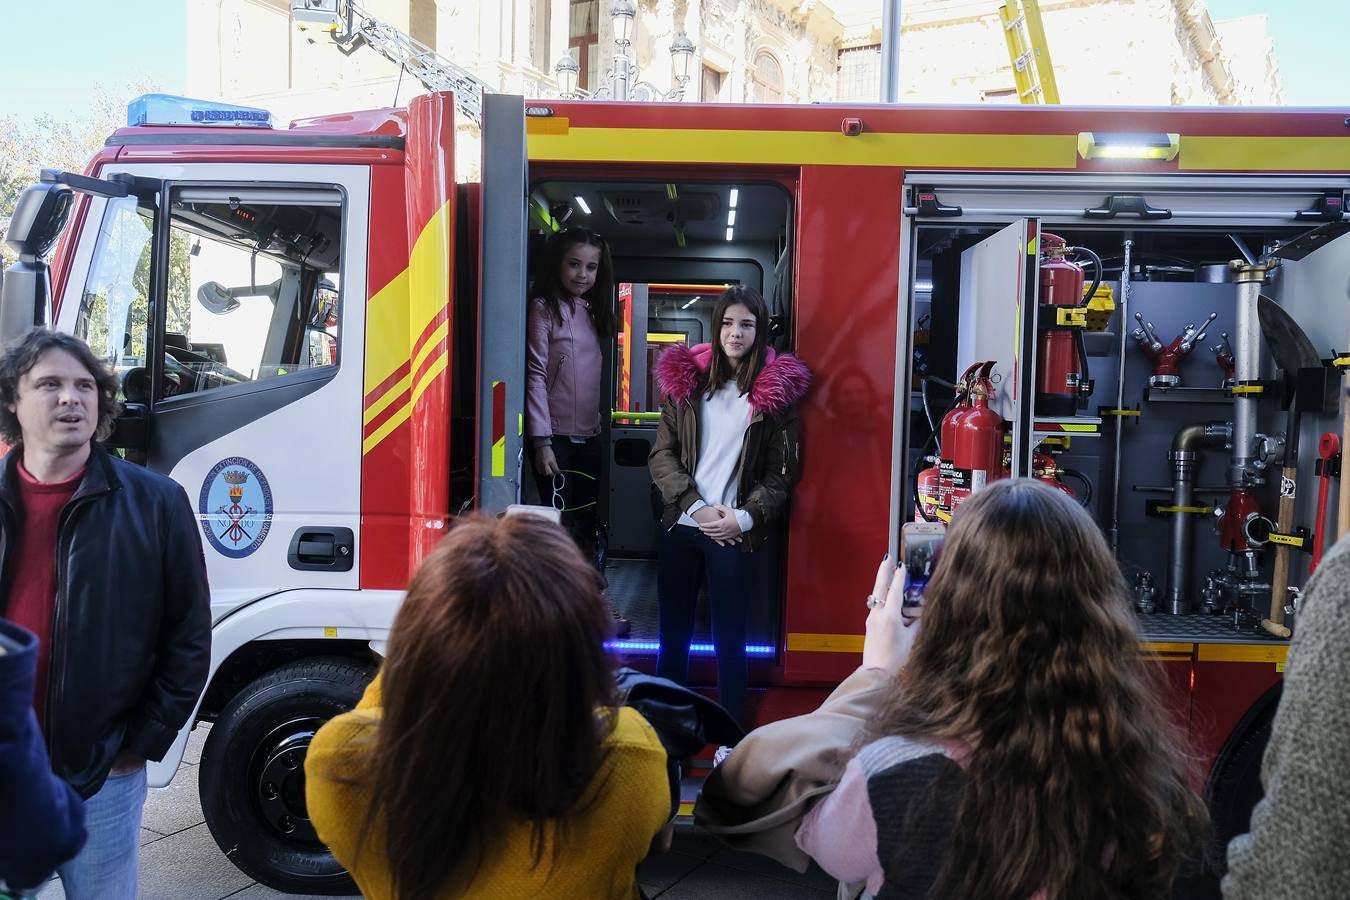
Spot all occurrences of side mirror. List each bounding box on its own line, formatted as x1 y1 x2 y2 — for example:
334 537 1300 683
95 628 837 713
197 281 241 315
5 182 73 259
1 183 73 346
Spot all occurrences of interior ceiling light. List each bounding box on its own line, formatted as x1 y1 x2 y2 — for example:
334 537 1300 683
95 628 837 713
729 187 739 208
681 295 701 309
574 195 591 214
725 226 734 241
727 210 736 226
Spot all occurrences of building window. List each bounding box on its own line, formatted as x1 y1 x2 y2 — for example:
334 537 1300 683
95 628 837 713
701 65 725 102
531 0 552 71
836 44 880 101
570 0 599 91
751 50 783 102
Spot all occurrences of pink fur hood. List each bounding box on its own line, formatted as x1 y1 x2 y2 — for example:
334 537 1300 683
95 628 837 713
653 343 812 416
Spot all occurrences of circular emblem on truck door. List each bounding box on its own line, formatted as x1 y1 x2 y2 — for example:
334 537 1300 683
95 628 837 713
200 456 274 558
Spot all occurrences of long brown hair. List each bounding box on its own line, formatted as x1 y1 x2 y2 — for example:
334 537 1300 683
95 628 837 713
531 226 617 337
355 514 617 899
706 285 769 398
873 479 1206 899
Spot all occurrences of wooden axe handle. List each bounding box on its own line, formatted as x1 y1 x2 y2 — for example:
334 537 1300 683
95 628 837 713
1268 464 1298 627
1260 618 1292 639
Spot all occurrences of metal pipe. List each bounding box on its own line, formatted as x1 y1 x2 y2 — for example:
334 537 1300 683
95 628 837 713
1227 234 1256 266
880 0 901 102
1230 261 1274 486
1110 238 1133 555
1166 421 1232 614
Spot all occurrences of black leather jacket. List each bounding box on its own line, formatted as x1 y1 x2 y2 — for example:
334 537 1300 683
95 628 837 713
0 443 211 798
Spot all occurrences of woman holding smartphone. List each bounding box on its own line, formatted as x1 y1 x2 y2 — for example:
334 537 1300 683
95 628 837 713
795 480 1207 899
649 286 811 729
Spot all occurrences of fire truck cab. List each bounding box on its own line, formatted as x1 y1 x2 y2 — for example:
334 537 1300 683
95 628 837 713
4 91 1349 893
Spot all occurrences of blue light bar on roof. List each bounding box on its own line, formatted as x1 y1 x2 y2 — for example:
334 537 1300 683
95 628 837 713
127 94 273 128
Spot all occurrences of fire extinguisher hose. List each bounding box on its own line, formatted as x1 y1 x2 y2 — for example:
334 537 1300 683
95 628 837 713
1059 466 1094 506
1070 245 1103 304
919 375 956 451
1069 245 1102 404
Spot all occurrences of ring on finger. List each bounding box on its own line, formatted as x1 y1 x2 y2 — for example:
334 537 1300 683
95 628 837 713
866 594 884 609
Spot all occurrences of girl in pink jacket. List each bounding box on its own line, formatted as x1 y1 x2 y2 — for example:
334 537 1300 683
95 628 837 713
525 228 627 633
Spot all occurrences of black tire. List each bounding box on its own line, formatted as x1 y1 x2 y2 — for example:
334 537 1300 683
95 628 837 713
1173 684 1281 900
199 656 374 895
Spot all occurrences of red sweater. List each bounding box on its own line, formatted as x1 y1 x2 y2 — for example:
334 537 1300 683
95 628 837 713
5 462 82 728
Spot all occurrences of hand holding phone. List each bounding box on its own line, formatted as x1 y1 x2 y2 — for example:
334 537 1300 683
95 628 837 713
862 557 921 673
900 522 945 619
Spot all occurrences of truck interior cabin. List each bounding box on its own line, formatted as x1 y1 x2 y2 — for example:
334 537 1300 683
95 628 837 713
525 178 793 654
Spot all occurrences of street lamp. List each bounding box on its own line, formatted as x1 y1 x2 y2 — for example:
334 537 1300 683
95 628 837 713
670 32 696 86
554 53 580 98
611 0 636 46
552 2 696 102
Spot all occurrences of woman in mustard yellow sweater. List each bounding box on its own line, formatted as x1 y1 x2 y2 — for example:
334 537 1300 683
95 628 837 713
305 514 671 900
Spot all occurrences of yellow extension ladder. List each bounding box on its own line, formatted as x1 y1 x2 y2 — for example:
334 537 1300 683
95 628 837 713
999 0 1061 104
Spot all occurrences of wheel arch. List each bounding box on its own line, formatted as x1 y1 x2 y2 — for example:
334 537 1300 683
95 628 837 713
147 588 400 788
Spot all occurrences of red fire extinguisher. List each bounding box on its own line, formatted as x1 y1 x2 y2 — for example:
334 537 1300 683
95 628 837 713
1036 233 1100 416
915 457 942 521
1033 449 1077 499
939 361 1004 518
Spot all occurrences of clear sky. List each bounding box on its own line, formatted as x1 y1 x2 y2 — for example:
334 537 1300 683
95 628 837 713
1207 0 1350 105
0 0 1344 125
0 0 186 124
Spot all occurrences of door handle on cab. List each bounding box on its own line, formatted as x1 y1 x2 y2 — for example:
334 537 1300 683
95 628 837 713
288 527 354 572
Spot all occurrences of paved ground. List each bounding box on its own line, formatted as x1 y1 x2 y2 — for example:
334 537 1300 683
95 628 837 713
37 725 838 900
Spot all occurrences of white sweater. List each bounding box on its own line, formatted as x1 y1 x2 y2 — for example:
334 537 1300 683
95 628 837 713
679 380 755 533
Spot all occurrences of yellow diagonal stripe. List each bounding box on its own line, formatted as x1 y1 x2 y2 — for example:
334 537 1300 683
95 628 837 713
365 268 410 398
363 350 449 456
363 372 412 427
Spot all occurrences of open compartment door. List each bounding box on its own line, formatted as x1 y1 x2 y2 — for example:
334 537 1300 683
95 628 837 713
958 217 1041 478
477 94 529 511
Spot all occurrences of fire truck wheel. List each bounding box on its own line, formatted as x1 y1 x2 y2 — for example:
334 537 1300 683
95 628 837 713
199 656 375 895
1199 683 1281 888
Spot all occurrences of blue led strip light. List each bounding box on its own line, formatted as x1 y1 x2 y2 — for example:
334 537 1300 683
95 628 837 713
605 641 775 657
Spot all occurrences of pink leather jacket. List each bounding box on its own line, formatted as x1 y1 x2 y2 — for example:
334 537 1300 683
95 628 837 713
525 295 603 445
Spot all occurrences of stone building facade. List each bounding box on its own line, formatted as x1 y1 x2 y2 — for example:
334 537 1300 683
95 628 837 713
830 0 1283 106
186 0 1283 173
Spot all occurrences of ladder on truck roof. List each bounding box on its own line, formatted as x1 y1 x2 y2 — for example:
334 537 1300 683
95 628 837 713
999 0 1060 104
292 0 491 125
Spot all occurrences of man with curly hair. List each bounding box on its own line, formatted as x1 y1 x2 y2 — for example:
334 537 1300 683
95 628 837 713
0 328 210 899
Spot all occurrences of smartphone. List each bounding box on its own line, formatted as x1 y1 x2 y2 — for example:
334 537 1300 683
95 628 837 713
900 521 945 616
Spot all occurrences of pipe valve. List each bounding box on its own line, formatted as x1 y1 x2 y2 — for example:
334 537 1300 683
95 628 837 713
1211 332 1236 386
1133 311 1219 388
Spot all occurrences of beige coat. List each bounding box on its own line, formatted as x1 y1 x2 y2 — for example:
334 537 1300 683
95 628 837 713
693 665 890 887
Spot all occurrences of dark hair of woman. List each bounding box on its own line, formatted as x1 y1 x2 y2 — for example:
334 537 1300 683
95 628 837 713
872 479 1207 900
353 514 617 900
706 285 770 398
531 226 617 337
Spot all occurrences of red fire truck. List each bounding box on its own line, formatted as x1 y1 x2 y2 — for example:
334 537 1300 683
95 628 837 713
4 91 1346 893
